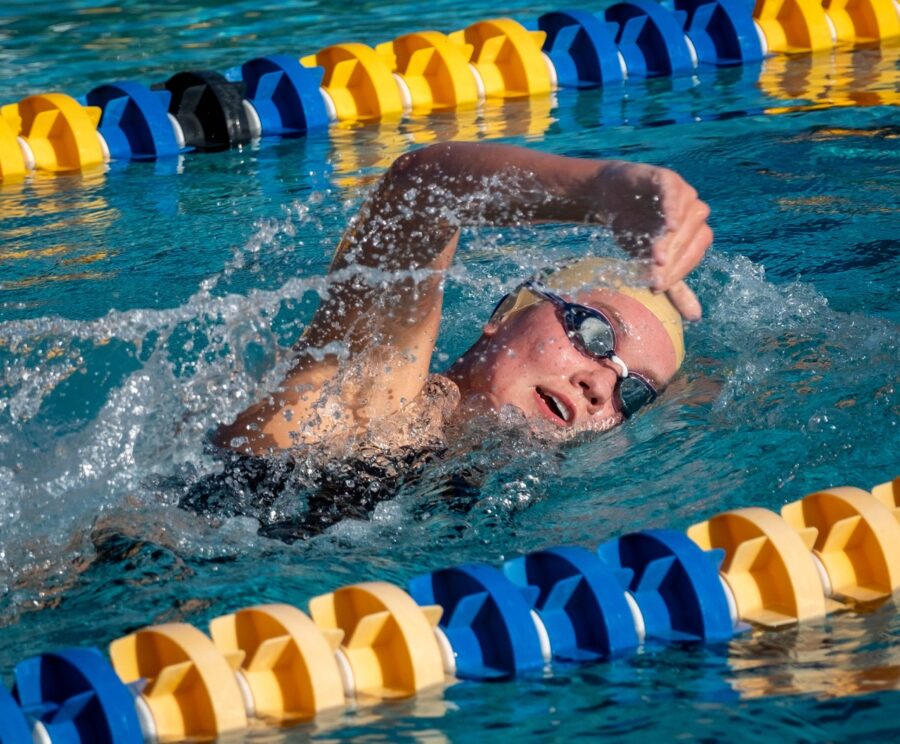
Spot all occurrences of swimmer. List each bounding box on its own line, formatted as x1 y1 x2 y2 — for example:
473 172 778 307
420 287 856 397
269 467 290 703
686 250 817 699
215 142 712 458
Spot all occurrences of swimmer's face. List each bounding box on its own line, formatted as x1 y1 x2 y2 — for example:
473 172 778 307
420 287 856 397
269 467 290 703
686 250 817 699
453 289 678 435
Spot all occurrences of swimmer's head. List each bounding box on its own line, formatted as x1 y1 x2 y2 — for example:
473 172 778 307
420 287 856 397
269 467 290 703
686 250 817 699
490 257 684 369
448 257 685 434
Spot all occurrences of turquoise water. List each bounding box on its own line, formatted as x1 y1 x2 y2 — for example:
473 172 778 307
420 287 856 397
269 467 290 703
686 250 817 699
1 1 899 740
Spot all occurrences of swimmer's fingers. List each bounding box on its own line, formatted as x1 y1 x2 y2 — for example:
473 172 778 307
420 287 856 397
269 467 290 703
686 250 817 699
665 281 702 321
652 194 711 321
655 224 711 320
651 197 712 287
652 218 712 292
648 170 695 262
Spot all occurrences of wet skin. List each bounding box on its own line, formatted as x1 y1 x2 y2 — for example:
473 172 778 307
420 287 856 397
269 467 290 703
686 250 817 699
217 143 711 455
448 288 678 434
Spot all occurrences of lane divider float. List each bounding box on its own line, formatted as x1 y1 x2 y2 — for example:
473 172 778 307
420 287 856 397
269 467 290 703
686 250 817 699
108 623 249 740
753 0 838 52
502 545 640 661
597 529 736 641
605 0 698 77
12 648 143 744
375 32 482 111
408 563 547 679
0 478 897 743
308 581 446 698
687 507 837 627
209 603 346 721
447 18 554 99
781 487 900 603
2 1 900 182
300 44 406 122
532 10 625 88
0 93 105 174
238 55 331 136
823 0 900 43
675 0 766 66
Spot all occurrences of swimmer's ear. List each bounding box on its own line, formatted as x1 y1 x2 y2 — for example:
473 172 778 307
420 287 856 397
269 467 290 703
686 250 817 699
483 290 517 336
482 317 501 336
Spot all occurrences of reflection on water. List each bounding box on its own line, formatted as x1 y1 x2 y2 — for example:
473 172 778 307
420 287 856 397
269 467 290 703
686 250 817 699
761 45 900 114
730 600 900 700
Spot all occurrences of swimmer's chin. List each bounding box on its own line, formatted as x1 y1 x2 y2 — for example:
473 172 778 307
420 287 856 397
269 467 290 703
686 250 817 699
455 395 621 443
524 412 621 443
452 391 502 420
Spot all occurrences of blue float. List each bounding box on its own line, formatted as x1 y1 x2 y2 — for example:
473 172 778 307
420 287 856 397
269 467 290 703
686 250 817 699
408 563 545 679
605 0 696 77
597 530 734 642
86 81 183 160
503 546 639 661
13 647 143 744
0 682 31 744
673 0 764 66
240 54 330 136
536 10 624 87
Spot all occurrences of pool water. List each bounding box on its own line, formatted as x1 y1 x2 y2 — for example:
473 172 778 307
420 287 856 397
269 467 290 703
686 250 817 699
1 1 899 740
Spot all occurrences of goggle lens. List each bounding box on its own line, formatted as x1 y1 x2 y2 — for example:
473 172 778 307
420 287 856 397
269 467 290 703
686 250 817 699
565 307 615 358
616 374 657 418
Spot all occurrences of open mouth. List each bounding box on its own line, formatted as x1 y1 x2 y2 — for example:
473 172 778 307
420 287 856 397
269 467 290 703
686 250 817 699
535 386 574 426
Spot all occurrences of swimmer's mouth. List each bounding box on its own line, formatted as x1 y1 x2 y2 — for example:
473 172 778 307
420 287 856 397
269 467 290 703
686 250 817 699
536 386 574 426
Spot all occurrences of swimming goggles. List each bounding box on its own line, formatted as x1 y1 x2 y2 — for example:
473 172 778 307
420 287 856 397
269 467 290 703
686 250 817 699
522 279 659 419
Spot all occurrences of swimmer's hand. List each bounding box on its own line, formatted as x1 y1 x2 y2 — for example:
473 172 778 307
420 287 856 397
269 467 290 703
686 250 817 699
600 161 712 321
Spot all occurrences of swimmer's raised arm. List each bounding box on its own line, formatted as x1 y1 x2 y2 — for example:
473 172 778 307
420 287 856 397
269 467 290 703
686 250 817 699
340 142 708 307
303 142 710 358
218 142 711 453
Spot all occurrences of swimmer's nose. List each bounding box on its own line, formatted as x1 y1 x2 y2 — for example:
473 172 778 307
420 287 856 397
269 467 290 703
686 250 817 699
570 366 618 415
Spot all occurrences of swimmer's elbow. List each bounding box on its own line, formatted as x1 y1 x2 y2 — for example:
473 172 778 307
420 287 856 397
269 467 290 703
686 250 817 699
387 142 472 185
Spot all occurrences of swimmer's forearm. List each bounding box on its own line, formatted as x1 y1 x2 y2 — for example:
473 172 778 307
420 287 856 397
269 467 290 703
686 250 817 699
384 142 624 229
367 142 711 320
392 141 622 225
330 142 629 274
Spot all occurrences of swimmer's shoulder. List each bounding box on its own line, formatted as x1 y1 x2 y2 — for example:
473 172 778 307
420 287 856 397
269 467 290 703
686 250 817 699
215 370 459 457
354 373 460 452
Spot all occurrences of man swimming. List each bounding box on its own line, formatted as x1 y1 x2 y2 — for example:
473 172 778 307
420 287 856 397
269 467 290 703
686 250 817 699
214 141 711 458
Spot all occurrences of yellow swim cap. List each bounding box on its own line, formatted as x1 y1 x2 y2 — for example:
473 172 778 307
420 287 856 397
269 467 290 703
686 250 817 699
491 257 685 369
